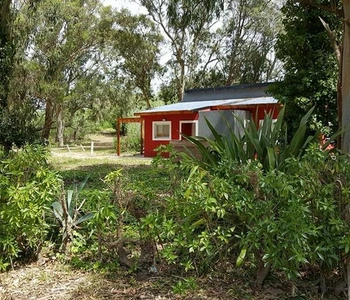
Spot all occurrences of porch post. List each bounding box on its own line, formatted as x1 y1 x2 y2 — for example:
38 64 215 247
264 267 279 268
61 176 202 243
140 120 144 155
117 119 121 156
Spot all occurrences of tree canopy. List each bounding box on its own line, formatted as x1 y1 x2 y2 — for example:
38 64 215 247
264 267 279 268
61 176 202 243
269 0 340 138
141 0 282 102
0 0 284 149
288 1 350 151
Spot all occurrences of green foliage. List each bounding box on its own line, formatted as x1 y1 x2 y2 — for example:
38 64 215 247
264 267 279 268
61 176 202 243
151 145 349 282
52 176 95 254
0 145 61 267
184 107 319 173
0 104 40 153
145 110 348 289
13 0 127 143
0 0 14 108
157 81 178 104
172 276 198 295
112 10 163 108
269 0 340 137
119 123 142 153
55 163 169 267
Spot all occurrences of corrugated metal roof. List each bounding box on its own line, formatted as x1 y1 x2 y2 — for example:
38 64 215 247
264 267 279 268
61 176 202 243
135 97 277 115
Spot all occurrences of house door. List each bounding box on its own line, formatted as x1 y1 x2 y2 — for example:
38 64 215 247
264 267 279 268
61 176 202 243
179 121 198 140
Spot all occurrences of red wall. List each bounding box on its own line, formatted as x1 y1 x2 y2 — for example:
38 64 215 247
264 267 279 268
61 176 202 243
143 113 198 157
227 105 279 122
142 105 280 157
255 105 280 121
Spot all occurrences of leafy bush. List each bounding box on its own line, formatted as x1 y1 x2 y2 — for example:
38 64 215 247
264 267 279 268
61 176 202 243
0 103 40 154
144 110 349 293
0 145 61 268
118 123 141 153
60 164 170 268
149 145 349 289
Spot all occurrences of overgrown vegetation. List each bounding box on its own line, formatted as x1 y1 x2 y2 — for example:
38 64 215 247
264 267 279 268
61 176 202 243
0 145 60 269
118 123 142 154
0 112 349 299
141 110 349 297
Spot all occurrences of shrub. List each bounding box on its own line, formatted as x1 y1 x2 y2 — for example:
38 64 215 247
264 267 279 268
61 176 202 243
148 145 350 291
145 110 348 293
0 145 61 268
0 103 39 154
118 123 141 153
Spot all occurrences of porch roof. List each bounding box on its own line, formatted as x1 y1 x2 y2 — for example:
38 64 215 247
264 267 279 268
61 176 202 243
135 96 277 116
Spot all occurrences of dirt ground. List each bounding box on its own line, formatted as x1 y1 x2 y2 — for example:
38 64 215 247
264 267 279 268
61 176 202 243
0 260 297 300
0 261 179 300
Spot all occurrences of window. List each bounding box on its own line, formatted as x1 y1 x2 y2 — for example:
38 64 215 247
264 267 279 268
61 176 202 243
152 121 171 140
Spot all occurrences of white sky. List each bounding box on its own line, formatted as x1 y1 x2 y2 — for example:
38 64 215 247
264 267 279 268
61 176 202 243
101 0 147 14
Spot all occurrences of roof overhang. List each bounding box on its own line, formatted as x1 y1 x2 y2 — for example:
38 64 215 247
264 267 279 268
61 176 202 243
118 117 143 123
135 97 279 116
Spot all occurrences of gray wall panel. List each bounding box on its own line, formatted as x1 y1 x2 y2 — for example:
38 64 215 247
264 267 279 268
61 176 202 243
198 110 250 139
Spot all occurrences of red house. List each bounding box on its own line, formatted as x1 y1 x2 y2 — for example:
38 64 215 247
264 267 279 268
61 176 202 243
118 83 280 157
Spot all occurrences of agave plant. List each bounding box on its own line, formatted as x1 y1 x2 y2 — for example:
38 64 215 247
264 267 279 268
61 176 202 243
184 107 338 173
52 176 94 254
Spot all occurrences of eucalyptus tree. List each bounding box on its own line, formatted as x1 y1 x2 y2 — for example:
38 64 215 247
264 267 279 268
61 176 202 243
183 0 283 88
0 0 13 109
0 0 44 153
0 0 16 152
140 0 224 101
140 0 282 101
19 0 115 145
111 9 163 109
218 0 282 85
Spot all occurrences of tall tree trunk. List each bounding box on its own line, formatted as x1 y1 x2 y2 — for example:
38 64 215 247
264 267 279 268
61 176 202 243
341 4 350 152
342 8 350 298
177 61 185 102
176 46 186 102
142 86 152 109
56 104 64 146
41 99 54 140
0 0 13 109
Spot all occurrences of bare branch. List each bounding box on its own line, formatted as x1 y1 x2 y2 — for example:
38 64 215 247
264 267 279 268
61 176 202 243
319 16 341 67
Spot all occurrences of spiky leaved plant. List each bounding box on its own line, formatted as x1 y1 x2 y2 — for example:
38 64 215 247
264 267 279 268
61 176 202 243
184 107 338 173
52 176 94 255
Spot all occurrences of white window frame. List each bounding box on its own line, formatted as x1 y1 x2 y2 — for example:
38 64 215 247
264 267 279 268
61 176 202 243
152 121 172 141
179 120 198 140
